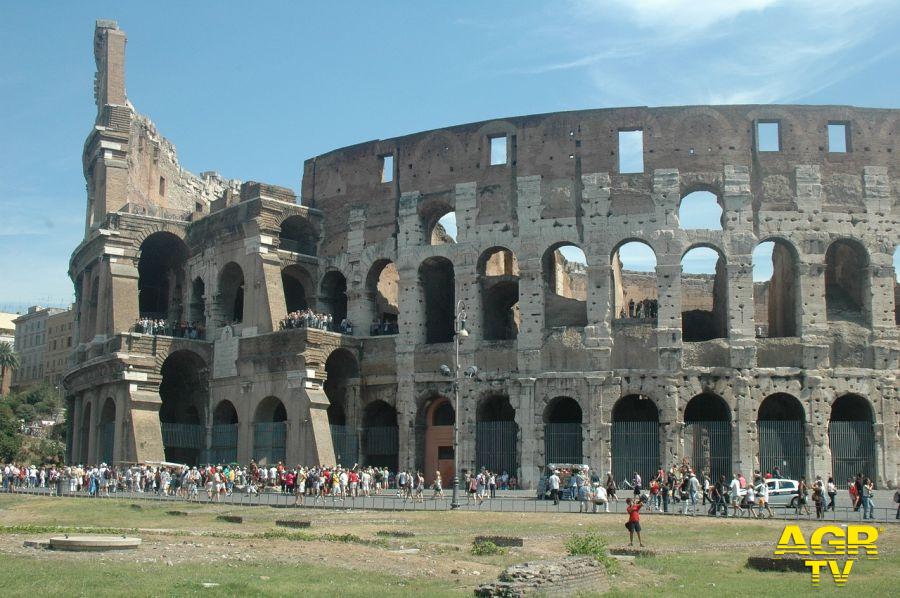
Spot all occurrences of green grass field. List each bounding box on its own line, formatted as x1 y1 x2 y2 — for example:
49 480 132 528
0 494 895 596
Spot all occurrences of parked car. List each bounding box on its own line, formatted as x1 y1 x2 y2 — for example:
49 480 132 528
753 478 800 508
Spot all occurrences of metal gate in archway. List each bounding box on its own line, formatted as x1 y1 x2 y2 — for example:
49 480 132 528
99 422 115 464
544 423 583 464
253 422 286 465
475 421 518 476
210 424 238 464
611 421 658 485
161 423 205 465
758 420 806 479
829 420 876 483
684 421 731 481
363 425 398 470
331 424 359 466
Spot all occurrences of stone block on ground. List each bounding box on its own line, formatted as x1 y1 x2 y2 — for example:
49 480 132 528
474 535 523 547
216 515 243 524
275 519 311 529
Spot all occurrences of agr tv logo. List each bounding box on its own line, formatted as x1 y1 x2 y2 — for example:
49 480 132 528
775 524 879 586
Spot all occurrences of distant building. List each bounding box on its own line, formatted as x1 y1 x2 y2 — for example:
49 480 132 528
0 311 16 395
44 307 76 389
11 306 65 392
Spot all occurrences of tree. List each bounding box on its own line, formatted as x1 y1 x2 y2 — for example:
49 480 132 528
0 406 22 461
0 342 18 396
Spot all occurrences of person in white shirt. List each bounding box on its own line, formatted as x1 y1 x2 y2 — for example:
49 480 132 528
548 470 561 505
593 484 609 513
756 479 774 518
729 473 743 517
744 482 757 518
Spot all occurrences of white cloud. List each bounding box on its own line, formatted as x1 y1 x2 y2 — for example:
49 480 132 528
580 0 781 33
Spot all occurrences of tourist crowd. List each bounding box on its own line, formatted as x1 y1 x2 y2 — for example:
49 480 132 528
133 317 205 339
617 298 659 320
279 310 352 334
369 317 399 336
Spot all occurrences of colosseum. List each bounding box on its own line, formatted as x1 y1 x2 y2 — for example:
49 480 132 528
65 21 899 488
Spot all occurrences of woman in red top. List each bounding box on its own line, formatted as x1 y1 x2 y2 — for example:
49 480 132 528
625 497 644 547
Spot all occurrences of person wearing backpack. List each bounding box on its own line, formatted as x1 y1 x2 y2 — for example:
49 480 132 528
893 488 900 520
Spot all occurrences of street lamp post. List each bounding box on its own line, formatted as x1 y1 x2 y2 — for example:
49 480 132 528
449 300 467 509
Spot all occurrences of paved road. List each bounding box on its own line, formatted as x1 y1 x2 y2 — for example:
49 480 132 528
8 486 899 524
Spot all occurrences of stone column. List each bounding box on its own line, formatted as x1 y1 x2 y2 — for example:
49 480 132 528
656 263 682 370
514 380 538 488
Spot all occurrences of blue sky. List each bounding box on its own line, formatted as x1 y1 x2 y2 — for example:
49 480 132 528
1 1 899 312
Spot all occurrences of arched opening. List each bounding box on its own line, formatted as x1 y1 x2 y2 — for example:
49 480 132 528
678 190 723 230
325 349 359 465
684 393 732 482
419 257 455 343
893 245 899 325
79 401 92 465
365 259 399 335
543 397 583 464
362 400 398 471
424 398 455 485
211 400 238 464
752 240 799 338
424 206 457 246
189 277 206 332
138 232 189 321
475 394 518 477
159 350 208 465
611 240 658 321
279 215 318 256
281 264 313 314
828 394 876 483
320 270 348 330
479 247 520 340
218 262 245 325
825 239 869 324
757 393 806 479
542 243 587 328
611 395 659 486
253 396 287 466
681 246 727 341
99 397 115 465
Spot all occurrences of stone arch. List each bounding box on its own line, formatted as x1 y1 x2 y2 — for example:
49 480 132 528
324 348 358 425
825 238 870 325
681 244 728 341
671 107 735 152
478 246 520 340
678 187 724 230
364 258 399 334
189 276 206 328
253 396 287 466
752 237 800 337
362 399 399 471
319 269 348 329
279 214 318 256
217 262 245 324
410 130 465 179
611 239 658 322
210 399 238 464
757 393 806 479
421 202 457 245
475 394 519 478
683 393 732 482
419 256 455 343
414 393 455 484
98 397 116 465
610 394 659 486
159 349 208 465
828 394 876 484
542 242 587 328
543 396 583 465
281 264 314 314
138 231 189 320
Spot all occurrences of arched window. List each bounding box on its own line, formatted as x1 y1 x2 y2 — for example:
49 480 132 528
422 204 457 245
543 397 582 464
364 259 399 335
279 215 318 256
99 397 116 465
542 243 587 328
320 271 348 329
611 395 658 485
253 396 287 466
681 246 727 341
476 395 518 477
190 277 206 326
419 257 455 343
79 402 92 465
825 239 869 324
757 393 806 479
684 393 732 482
138 232 189 320
752 240 799 338
218 262 245 324
159 350 208 465
828 394 876 483
611 240 657 321
478 246 519 340
281 264 313 313
432 401 455 426
679 191 723 230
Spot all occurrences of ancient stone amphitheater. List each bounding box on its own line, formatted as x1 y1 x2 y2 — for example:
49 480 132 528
66 21 899 488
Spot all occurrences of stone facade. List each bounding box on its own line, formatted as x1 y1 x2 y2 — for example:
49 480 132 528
66 21 898 488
